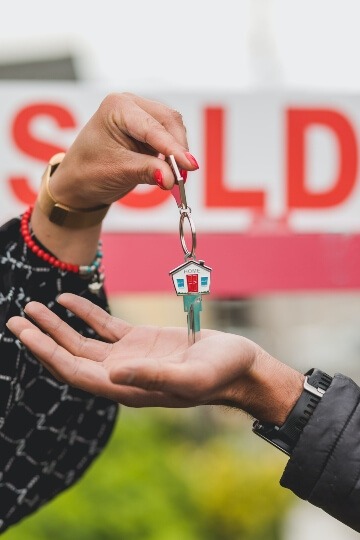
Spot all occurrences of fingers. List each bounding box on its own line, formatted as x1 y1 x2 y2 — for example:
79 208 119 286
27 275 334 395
113 149 180 190
7 317 120 398
10 325 118 396
6 318 189 407
56 293 133 342
21 302 112 361
7 294 132 360
6 315 42 340
129 94 189 152
109 93 199 172
114 94 187 158
45 92 199 210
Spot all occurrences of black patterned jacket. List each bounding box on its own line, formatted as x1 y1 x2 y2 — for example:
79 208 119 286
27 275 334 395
0 218 118 534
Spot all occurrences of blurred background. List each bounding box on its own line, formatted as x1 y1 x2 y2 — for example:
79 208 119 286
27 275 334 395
2 0 360 538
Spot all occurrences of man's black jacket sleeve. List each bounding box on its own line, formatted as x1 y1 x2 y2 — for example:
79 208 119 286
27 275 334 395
281 373 360 532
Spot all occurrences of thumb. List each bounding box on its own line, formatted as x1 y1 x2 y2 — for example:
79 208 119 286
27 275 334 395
109 359 189 394
110 359 216 404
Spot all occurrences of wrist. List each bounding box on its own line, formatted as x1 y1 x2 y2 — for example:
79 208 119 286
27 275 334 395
31 203 101 266
37 153 110 229
49 156 101 210
223 346 304 426
253 368 333 455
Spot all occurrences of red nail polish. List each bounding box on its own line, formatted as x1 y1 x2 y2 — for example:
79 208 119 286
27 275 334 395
185 152 199 169
153 169 166 189
180 169 188 183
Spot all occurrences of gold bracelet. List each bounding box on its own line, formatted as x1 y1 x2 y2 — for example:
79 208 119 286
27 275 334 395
36 153 110 229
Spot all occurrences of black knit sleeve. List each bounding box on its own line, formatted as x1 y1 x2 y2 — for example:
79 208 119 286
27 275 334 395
0 218 118 533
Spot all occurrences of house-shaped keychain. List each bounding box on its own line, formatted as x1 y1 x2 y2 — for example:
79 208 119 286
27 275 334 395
169 259 212 296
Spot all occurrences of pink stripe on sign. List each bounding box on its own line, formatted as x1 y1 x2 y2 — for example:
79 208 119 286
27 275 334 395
101 233 360 297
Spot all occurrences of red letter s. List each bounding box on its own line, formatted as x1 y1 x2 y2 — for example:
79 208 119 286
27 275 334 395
8 103 77 206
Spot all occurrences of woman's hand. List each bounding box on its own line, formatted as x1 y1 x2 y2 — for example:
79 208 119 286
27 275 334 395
49 92 198 209
6 294 303 424
31 92 198 265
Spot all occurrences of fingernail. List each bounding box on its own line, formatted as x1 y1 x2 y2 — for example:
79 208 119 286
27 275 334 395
184 152 199 169
153 169 166 190
180 169 188 183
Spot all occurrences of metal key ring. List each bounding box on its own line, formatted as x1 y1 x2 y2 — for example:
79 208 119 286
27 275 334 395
179 210 196 259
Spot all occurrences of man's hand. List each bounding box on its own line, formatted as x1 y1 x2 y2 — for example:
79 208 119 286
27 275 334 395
6 294 303 424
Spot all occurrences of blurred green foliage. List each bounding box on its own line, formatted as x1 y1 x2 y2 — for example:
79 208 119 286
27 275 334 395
4 407 294 540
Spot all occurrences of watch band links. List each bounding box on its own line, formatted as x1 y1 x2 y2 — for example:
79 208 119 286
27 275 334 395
37 153 110 229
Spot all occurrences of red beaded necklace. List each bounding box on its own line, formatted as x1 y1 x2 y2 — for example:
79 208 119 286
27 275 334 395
20 206 103 275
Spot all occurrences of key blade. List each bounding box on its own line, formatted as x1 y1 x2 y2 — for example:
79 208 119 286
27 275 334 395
188 304 196 345
183 294 202 345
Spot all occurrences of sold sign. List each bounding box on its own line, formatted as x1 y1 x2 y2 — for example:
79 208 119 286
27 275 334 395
5 94 360 234
2 86 360 293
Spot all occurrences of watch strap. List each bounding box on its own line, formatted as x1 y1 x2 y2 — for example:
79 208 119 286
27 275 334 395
253 368 333 456
37 153 110 229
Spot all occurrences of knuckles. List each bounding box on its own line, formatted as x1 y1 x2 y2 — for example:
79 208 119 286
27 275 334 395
98 92 130 116
168 109 184 126
99 93 185 128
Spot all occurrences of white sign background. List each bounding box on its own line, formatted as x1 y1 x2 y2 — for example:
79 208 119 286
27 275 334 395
2 83 360 233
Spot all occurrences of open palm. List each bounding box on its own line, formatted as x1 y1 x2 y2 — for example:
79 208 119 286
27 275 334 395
6 293 257 408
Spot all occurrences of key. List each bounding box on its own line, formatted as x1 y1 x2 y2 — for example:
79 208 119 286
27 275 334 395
167 155 212 345
183 293 202 344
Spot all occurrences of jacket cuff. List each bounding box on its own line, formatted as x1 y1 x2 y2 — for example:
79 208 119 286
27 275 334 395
280 373 360 530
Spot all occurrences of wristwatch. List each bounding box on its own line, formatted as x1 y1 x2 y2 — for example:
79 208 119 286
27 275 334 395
252 368 333 456
37 153 110 228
